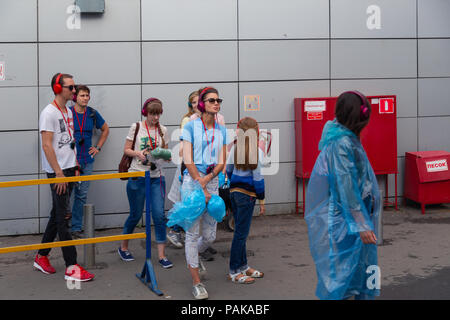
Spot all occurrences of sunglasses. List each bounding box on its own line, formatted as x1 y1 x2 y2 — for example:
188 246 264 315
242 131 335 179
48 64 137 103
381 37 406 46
204 98 223 104
63 85 76 91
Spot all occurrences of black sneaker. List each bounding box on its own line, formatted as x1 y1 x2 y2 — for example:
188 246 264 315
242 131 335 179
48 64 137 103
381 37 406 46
71 231 84 239
199 250 214 261
206 246 217 255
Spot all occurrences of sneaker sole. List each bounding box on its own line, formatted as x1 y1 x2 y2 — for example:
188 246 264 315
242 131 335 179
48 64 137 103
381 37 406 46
167 237 184 249
193 291 208 300
161 264 173 269
33 262 55 275
64 275 94 282
119 257 135 262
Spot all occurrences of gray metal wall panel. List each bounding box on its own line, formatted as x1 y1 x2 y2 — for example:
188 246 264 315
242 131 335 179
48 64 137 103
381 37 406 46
260 122 295 163
142 0 237 40
83 172 130 215
239 40 329 81
0 175 38 219
331 0 416 38
0 87 38 130
0 131 38 175
397 118 418 157
0 44 37 87
0 219 39 236
418 0 450 37
419 78 450 117
38 0 140 41
82 85 142 127
0 0 37 42
418 117 450 151
418 39 450 77
331 40 417 79
264 162 296 204
331 79 418 118
239 0 329 39
142 41 238 84
39 42 141 85
239 80 329 122
90 127 130 172
142 83 239 126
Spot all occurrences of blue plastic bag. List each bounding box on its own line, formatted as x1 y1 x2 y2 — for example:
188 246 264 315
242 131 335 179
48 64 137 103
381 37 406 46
206 194 226 222
218 172 226 188
166 181 206 231
305 119 381 300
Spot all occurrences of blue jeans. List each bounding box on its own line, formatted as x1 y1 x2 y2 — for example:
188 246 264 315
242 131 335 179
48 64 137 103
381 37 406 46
229 191 256 274
71 161 94 232
123 176 167 244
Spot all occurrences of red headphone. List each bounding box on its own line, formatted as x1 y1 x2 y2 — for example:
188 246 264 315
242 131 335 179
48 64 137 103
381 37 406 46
197 87 214 113
142 98 162 116
52 73 63 94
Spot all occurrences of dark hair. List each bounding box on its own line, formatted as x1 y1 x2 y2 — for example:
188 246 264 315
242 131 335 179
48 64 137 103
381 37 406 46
197 87 219 112
335 91 371 137
51 73 73 88
75 85 90 96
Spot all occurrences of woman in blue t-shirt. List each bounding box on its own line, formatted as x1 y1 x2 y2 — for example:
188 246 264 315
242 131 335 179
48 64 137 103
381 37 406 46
181 87 227 300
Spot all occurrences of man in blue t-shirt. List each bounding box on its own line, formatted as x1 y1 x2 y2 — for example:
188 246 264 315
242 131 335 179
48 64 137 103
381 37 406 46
69 85 109 238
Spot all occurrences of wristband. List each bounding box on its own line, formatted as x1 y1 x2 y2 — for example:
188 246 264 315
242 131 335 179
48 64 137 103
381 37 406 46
95 145 101 151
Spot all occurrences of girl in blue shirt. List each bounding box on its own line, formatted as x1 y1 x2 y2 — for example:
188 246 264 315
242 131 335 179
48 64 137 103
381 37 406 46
226 117 265 284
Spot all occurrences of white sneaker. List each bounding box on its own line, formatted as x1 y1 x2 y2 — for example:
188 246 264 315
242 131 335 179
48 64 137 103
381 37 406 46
167 230 183 248
192 283 208 300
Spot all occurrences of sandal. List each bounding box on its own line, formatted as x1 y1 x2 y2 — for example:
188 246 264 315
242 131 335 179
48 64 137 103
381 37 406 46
228 273 255 284
242 267 264 278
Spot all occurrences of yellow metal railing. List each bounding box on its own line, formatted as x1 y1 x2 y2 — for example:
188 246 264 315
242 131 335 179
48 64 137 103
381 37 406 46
0 171 146 254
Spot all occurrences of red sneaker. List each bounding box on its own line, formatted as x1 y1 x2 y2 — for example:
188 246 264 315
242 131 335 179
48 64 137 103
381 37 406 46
33 254 56 274
65 264 95 282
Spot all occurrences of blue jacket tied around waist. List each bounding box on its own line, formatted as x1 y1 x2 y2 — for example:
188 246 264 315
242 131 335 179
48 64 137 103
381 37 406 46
305 119 381 300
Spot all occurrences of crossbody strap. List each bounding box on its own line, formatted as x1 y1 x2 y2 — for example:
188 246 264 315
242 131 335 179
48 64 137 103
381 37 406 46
131 122 140 150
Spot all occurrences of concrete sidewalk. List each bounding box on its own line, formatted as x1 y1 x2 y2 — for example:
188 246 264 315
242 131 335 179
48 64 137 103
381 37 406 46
1 203 450 300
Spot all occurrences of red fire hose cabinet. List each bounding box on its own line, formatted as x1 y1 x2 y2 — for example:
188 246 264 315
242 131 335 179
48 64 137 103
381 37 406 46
404 151 450 214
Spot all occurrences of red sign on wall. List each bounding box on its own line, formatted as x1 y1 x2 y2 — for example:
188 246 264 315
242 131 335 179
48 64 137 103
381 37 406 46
379 98 394 114
307 112 323 120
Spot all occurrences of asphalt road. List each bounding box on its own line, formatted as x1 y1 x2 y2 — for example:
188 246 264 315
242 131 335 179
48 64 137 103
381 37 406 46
1 203 450 300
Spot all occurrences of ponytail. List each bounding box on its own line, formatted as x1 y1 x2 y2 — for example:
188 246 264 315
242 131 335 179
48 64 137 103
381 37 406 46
156 122 166 148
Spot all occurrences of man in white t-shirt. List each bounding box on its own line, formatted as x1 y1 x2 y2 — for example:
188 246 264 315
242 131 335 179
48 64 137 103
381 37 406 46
33 73 94 282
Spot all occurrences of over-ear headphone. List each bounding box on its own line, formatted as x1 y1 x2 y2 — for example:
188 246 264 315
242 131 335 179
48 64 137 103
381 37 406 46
52 73 63 94
345 90 370 121
142 97 162 116
197 87 213 113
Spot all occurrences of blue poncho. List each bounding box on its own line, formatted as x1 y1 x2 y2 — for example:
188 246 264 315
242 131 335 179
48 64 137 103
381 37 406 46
305 120 381 300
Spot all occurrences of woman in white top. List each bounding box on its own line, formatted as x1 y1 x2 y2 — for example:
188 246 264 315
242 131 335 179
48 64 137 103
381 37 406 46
118 98 173 269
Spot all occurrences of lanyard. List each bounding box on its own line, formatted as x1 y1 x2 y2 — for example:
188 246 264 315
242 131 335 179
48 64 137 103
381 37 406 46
53 100 72 140
74 107 87 138
201 117 216 158
53 100 78 167
144 121 158 150
74 107 88 164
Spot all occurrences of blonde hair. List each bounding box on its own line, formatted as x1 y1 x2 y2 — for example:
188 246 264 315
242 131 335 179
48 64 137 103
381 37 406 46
182 91 199 121
234 117 259 171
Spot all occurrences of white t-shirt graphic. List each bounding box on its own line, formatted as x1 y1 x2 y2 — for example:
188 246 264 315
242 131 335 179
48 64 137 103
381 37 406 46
39 103 77 173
